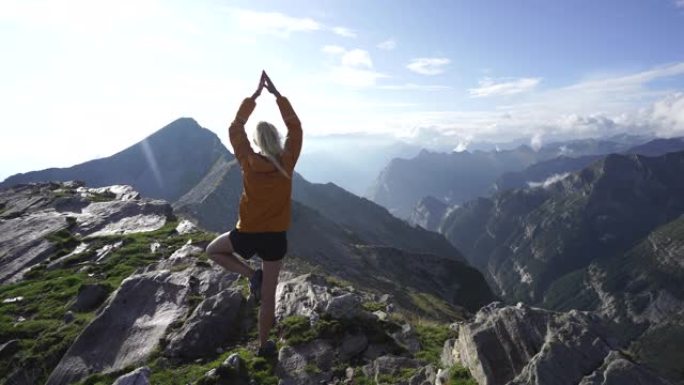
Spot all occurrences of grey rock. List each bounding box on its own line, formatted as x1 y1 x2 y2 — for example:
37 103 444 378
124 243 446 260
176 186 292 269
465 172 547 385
63 311 75 324
150 241 161 253
362 355 422 385
69 283 110 312
77 198 171 238
324 292 363 319
454 304 621 385
578 351 672 385
276 274 334 320
339 333 368 360
408 364 437 385
0 339 20 359
373 310 388 321
111 366 151 385
169 244 204 261
435 368 450 385
223 352 242 373
440 338 458 367
45 270 191 385
165 289 244 360
46 242 89 270
391 323 421 354
345 367 354 380
94 241 123 262
277 340 334 385
0 182 173 283
175 219 198 234
0 212 68 283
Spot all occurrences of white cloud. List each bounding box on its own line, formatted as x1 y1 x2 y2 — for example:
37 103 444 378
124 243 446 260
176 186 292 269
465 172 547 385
407 58 450 75
329 66 387 88
377 39 396 50
331 26 356 38
322 45 346 55
228 8 320 37
321 46 386 87
527 173 571 189
675 0 684 7
341 49 373 68
469 77 541 97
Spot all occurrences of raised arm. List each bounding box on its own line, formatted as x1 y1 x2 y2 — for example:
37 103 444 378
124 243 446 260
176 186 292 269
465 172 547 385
277 96 303 171
229 97 257 167
229 73 265 167
263 72 302 171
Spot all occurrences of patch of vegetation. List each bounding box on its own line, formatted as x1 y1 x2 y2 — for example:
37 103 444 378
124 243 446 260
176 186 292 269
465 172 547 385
448 363 477 385
280 314 401 352
362 301 386 312
46 228 80 259
407 291 464 321
0 219 221 384
414 322 458 365
373 367 418 384
88 191 116 202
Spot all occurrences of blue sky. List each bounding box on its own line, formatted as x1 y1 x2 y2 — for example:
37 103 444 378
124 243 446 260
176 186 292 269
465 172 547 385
1 0 684 180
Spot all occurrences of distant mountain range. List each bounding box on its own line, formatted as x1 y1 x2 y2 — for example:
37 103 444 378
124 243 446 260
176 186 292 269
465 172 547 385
0 118 493 312
369 135 653 219
440 150 684 305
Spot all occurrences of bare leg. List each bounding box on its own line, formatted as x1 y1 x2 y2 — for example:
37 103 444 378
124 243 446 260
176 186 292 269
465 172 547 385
205 231 255 278
259 259 283 346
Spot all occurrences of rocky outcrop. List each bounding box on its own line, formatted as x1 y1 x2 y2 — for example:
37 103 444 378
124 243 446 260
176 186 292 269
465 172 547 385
45 270 192 385
164 289 246 360
578 351 671 385
276 274 368 321
0 182 173 283
68 283 110 312
447 303 672 385
112 366 151 385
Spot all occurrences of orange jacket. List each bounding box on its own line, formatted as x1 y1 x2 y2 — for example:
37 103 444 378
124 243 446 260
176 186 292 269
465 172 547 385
229 96 302 232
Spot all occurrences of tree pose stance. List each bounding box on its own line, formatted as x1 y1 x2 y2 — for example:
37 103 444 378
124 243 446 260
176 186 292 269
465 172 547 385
205 71 302 357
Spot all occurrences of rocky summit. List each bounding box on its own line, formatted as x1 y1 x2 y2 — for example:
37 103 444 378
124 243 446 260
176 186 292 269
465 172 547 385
0 181 481 385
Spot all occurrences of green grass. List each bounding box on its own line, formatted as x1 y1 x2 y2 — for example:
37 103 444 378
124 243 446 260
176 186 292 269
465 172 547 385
376 367 418 384
407 291 464 321
448 364 477 385
0 219 219 384
362 301 386 312
414 322 458 365
46 227 80 260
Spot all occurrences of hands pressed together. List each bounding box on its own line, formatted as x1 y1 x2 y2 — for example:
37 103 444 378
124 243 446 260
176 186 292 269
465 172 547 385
251 70 281 100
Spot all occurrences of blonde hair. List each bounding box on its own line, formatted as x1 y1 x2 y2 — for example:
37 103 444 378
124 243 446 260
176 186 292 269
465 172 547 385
254 121 290 178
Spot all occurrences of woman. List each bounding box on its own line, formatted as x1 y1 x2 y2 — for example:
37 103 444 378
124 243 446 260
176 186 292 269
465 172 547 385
205 71 302 357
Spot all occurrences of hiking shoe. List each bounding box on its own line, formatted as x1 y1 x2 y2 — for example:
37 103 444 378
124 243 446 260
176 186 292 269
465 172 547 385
249 269 263 303
257 340 277 357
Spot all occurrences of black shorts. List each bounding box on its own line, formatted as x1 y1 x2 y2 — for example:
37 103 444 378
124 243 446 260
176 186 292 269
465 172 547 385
229 229 287 261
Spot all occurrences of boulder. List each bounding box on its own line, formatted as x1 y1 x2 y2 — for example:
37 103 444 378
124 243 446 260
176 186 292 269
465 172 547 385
277 339 335 385
175 219 198 234
276 274 368 321
453 303 625 385
69 283 110 312
45 270 191 385
276 274 333 320
578 351 672 385
164 289 245 359
111 366 151 385
362 355 422 384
